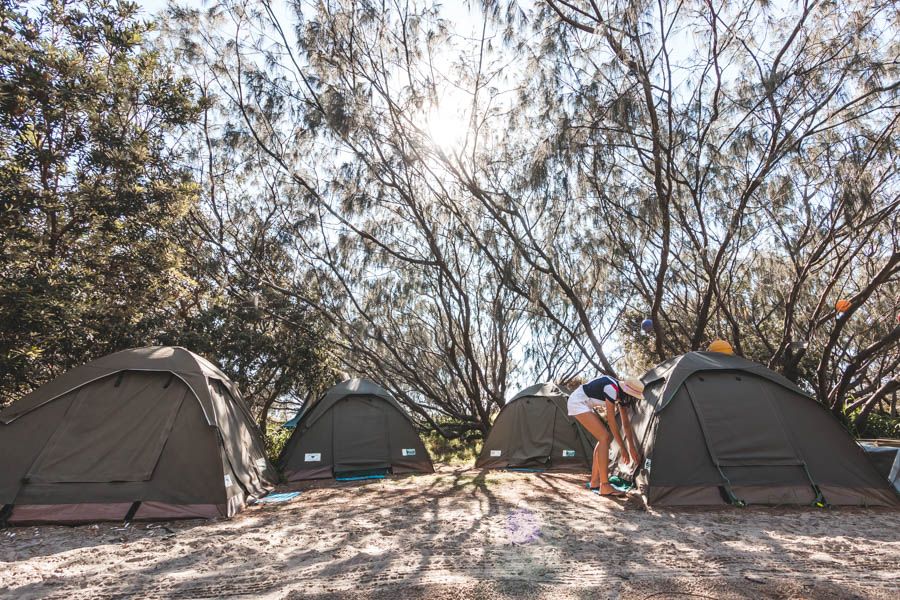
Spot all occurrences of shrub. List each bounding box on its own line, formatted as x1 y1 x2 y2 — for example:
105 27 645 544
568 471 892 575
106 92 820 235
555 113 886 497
265 422 293 465
856 411 900 439
843 407 900 440
421 429 482 465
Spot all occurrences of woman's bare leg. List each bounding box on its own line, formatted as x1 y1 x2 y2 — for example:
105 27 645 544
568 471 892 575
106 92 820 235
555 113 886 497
591 441 605 486
574 412 620 495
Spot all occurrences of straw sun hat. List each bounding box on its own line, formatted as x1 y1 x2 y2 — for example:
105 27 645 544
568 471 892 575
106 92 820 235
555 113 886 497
621 378 645 400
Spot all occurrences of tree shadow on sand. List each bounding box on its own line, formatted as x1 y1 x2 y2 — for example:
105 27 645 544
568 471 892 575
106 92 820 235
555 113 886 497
3 466 899 599
0 517 214 562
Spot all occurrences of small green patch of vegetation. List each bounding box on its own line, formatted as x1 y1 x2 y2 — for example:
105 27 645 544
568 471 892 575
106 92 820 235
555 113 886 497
421 429 482 465
850 410 900 439
265 422 292 465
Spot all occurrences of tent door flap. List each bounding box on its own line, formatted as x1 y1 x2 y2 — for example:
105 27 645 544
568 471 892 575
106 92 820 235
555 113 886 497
508 399 556 466
685 373 802 467
685 373 824 505
25 373 186 484
333 397 390 471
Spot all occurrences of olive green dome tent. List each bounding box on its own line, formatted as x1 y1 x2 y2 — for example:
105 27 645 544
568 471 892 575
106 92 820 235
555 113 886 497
475 383 597 471
616 352 899 507
0 347 277 525
279 378 434 481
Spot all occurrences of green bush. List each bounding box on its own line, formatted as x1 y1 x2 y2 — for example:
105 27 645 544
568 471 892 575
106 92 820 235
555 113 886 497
421 429 482 465
843 407 900 440
856 411 900 439
265 422 293 465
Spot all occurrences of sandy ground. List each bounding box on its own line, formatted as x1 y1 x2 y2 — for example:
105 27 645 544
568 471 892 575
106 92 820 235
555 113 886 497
1 466 899 600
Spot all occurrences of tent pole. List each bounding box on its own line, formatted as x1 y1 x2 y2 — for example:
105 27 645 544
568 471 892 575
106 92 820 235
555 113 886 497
0 504 13 528
801 463 828 507
124 501 142 523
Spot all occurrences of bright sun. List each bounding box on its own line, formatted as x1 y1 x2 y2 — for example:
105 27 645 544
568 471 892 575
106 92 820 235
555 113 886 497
424 90 472 153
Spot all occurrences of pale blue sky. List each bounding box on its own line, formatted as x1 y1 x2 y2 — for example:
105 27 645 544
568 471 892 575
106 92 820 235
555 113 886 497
135 0 168 17
135 0 479 21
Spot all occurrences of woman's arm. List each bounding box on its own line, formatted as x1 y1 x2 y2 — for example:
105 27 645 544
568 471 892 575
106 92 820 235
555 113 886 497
605 399 630 464
619 407 641 463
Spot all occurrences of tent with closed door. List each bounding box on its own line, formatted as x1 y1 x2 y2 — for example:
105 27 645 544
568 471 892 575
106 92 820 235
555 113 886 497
279 378 434 481
0 347 277 525
615 351 899 507
475 383 597 471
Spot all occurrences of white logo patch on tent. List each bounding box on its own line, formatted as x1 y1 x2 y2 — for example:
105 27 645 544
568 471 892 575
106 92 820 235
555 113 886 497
490 450 502 457
401 448 416 456
224 474 233 487
644 458 652 472
304 453 322 462
255 458 267 470
562 449 576 457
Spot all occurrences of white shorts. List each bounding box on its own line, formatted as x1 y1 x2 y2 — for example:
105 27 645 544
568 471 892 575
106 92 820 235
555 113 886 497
567 387 606 416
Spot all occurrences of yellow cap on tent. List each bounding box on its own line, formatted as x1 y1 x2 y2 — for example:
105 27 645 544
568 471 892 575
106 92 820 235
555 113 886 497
707 339 734 355
622 378 644 400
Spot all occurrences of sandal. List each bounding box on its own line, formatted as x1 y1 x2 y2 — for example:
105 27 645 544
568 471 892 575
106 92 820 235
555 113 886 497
593 487 626 497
